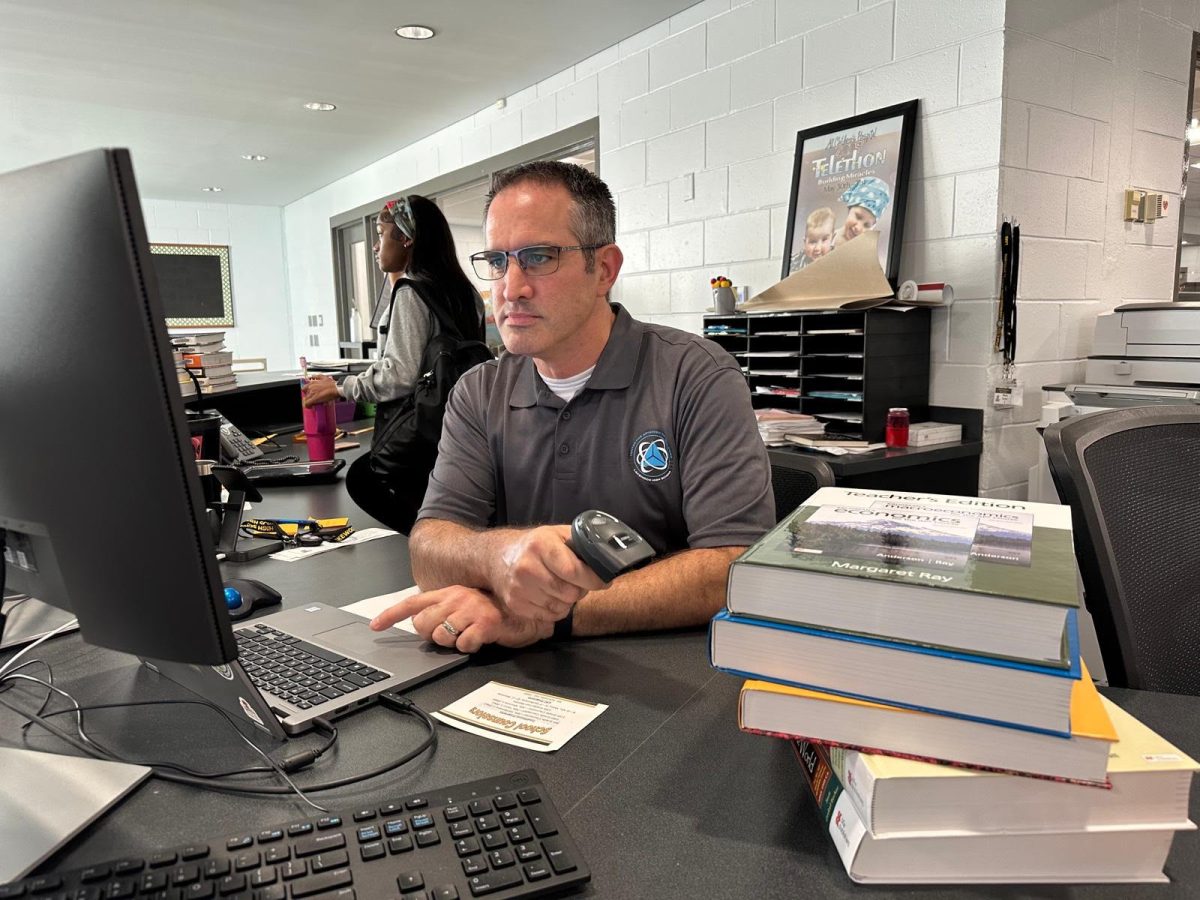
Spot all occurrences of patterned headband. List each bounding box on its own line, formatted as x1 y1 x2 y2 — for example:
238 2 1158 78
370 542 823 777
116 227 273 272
385 196 416 241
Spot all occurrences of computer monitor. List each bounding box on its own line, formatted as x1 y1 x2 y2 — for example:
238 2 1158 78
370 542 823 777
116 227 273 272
0 149 236 665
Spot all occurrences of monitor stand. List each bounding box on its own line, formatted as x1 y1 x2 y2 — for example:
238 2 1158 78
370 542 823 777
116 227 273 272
0 748 151 882
0 596 79 651
214 485 283 563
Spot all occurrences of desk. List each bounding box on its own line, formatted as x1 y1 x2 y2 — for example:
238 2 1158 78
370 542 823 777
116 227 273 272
769 404 983 496
770 440 983 496
184 371 305 432
3 483 1199 898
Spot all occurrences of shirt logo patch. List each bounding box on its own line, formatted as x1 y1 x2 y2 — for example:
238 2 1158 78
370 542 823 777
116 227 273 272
630 430 673 482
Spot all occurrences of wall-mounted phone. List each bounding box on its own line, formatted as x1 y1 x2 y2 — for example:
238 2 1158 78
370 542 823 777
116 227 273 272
214 413 264 465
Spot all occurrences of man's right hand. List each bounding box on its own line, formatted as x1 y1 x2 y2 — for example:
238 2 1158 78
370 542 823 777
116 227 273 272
491 525 609 623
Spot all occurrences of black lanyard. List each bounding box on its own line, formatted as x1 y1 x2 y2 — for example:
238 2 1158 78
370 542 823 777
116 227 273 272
996 218 1020 374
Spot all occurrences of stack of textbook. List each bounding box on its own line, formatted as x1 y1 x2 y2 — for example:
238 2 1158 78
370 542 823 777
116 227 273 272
710 486 1197 883
171 347 196 399
170 332 236 395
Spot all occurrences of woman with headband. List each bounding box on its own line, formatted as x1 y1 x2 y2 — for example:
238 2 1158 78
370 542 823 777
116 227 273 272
304 195 485 532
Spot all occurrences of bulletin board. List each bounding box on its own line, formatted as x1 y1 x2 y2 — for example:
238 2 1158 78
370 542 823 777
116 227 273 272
149 244 234 328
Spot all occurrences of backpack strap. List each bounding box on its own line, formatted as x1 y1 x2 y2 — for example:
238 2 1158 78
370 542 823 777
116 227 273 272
392 275 477 343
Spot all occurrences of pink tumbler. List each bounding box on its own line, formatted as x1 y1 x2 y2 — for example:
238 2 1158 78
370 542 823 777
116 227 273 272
303 397 337 462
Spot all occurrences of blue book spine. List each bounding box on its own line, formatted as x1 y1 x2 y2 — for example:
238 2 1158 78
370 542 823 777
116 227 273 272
708 609 1080 738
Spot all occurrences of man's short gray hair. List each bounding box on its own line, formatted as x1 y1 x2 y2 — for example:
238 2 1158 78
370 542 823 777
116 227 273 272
485 161 615 271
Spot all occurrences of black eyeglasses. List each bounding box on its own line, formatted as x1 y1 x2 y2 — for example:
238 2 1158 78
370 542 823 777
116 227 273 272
469 244 605 280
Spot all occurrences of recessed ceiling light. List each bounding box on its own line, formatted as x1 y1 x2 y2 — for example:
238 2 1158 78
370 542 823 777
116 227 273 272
303 101 337 111
201 186 223 192
395 24 435 40
241 153 268 162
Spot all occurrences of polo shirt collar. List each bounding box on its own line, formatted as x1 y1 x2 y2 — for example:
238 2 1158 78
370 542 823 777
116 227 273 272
509 304 642 408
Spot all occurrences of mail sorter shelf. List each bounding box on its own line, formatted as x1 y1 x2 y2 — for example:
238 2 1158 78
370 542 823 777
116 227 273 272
703 308 930 442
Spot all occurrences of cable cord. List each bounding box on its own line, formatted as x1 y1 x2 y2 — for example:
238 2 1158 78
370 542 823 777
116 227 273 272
0 678 438 803
0 682 330 811
0 615 79 679
18 696 338 779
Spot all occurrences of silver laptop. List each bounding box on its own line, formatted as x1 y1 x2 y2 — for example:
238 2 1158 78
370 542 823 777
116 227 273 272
143 603 467 739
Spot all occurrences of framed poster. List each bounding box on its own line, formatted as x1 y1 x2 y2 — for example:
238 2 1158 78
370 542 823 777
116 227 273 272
148 243 234 328
780 99 918 286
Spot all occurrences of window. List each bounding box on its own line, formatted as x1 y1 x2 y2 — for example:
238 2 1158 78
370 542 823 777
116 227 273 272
330 121 598 356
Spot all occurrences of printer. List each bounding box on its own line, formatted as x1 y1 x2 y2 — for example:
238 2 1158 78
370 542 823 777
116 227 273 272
1032 302 1200 506
1085 301 1200 386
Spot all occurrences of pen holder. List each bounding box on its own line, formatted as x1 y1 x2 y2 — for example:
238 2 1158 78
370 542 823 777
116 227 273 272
713 286 737 315
302 399 337 462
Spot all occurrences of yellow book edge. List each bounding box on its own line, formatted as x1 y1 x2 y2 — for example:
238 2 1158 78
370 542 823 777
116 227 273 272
739 660 1114 743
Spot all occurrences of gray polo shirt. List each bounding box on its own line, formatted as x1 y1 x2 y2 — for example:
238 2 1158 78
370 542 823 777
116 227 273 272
419 304 774 553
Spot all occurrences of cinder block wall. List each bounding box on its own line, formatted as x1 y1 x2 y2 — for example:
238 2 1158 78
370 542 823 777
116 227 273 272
284 0 1008 462
142 198 293 370
988 0 1191 498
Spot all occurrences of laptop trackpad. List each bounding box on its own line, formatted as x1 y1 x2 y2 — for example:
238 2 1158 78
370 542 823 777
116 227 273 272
312 621 436 658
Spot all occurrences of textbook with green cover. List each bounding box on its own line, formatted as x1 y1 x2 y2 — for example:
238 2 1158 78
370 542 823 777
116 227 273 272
726 487 1079 666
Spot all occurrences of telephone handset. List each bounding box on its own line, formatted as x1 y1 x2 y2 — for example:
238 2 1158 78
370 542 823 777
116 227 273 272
215 414 265 464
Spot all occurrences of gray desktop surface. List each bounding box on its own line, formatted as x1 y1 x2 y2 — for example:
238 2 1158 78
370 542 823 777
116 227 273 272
3 471 1200 897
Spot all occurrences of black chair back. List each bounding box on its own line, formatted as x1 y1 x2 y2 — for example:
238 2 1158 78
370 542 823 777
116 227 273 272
1043 405 1200 693
769 455 836 523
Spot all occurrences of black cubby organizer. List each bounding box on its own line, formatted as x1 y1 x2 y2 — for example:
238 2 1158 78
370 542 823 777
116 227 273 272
703 307 931 443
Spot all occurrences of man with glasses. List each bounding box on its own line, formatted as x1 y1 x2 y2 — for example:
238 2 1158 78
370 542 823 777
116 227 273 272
369 161 773 652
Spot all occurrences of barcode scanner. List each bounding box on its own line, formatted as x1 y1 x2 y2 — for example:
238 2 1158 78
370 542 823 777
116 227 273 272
569 510 656 583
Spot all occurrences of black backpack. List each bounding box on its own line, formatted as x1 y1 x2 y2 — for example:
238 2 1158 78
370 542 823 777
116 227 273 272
369 277 492 481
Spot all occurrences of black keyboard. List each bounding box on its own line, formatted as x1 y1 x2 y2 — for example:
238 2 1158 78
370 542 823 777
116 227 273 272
236 625 391 711
2 770 588 899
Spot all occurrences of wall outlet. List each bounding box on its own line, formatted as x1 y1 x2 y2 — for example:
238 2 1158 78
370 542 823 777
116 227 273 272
681 172 694 201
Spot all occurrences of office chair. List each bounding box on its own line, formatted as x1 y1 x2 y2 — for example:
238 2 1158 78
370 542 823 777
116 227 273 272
769 454 836 523
1043 406 1200 694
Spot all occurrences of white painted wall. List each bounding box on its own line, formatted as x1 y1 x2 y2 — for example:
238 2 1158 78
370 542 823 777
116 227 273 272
141 198 293 370
282 0 1009 381
992 0 1192 498
277 0 1195 499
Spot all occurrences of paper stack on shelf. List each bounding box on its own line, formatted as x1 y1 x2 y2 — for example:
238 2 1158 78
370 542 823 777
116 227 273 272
753 409 823 446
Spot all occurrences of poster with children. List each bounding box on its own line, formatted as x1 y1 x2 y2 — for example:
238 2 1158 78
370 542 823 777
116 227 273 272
781 100 917 284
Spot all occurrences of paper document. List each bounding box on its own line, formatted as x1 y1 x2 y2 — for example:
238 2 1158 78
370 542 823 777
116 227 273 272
340 586 420 635
269 527 397 562
744 231 894 311
433 681 608 752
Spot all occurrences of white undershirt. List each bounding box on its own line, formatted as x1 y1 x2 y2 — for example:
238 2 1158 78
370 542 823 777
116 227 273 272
540 365 595 403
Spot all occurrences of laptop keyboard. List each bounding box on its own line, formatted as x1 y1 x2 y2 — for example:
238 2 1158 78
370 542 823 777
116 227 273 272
236 625 391 711
2 769 590 899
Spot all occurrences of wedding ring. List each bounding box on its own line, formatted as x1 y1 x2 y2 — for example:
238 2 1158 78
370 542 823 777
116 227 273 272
441 619 459 637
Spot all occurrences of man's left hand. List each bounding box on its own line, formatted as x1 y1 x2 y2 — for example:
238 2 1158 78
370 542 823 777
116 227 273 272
368 585 550 653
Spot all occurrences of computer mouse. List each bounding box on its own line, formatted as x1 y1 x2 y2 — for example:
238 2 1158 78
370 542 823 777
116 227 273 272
223 578 284 620
569 509 656 583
